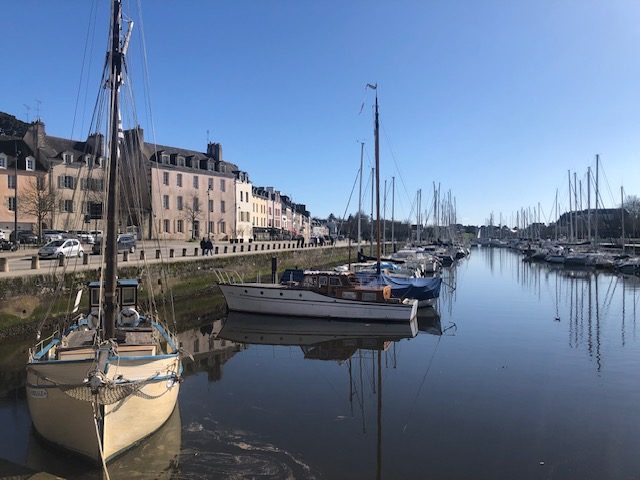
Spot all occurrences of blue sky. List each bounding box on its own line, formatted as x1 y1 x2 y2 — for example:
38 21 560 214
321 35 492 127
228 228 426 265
3 1 640 225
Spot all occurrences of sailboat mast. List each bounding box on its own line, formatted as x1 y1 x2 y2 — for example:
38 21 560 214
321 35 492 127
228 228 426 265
383 179 387 255
370 167 374 256
595 155 599 246
374 91 381 274
382 179 387 255
621 185 625 253
587 166 591 242
357 142 364 250
104 0 123 339
391 176 395 252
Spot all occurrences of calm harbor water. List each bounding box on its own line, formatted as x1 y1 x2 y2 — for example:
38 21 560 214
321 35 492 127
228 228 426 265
1 247 640 479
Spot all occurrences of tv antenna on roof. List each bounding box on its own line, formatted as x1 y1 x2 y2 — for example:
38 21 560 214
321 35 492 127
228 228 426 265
35 99 42 121
23 104 31 122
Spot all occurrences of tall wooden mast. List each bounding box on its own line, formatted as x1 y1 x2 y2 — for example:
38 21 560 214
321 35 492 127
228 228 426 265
374 88 381 275
104 0 123 339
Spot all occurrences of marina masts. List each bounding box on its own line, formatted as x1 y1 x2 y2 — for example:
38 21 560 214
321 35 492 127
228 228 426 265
357 142 364 249
104 0 124 339
595 155 599 246
391 176 395 252
374 89 381 275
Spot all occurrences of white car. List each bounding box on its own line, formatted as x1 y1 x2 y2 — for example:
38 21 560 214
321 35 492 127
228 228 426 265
38 239 85 259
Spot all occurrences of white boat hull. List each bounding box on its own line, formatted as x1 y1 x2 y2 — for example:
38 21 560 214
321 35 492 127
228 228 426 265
26 354 180 462
219 283 417 321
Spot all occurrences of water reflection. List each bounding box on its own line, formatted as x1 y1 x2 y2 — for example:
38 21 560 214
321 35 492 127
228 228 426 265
23 406 181 479
479 246 640 373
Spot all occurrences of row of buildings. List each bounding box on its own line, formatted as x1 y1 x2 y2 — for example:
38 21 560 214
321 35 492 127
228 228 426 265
0 112 311 242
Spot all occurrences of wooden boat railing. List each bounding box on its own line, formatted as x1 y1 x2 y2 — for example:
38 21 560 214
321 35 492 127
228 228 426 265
212 269 243 285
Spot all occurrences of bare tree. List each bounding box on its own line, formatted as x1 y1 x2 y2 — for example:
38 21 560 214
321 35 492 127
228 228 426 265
183 195 202 239
19 176 58 240
624 195 640 238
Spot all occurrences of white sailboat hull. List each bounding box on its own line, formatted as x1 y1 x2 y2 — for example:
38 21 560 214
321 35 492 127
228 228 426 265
219 283 418 321
26 354 180 462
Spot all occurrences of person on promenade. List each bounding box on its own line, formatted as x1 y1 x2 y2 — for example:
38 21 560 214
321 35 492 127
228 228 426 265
205 238 213 256
200 238 206 255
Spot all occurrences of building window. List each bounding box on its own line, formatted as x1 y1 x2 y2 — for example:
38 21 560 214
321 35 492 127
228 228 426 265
0 154 6 169
163 195 169 209
163 219 170 233
161 154 170 165
62 152 73 164
208 199 214 212
177 156 185 167
177 219 184 233
177 173 183 187
25 157 34 171
220 200 226 213
96 157 104 168
177 196 183 210
208 178 213 190
208 221 214 235
193 176 199 189
220 179 226 192
85 155 93 168
8 175 16 189
163 171 170 186
61 199 74 213
193 197 200 212
8 197 16 211
219 221 226 234
59 175 75 189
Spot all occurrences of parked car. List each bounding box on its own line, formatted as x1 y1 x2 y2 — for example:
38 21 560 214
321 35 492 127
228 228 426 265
42 229 65 243
38 239 84 259
0 239 18 251
68 230 95 244
10 230 38 244
92 233 136 254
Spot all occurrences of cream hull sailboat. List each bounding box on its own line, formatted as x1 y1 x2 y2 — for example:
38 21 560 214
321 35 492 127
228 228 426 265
26 0 181 465
27 346 180 461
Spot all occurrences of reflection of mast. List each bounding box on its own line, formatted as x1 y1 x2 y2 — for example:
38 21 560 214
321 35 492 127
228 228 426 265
595 273 601 371
376 349 382 480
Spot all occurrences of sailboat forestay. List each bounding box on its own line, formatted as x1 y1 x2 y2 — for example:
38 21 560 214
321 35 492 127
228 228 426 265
26 0 181 465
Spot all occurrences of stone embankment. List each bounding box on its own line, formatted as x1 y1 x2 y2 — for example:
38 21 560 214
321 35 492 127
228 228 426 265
0 243 353 341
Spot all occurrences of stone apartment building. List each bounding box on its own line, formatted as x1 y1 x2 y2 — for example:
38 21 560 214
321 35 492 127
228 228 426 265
233 170 252 242
0 115 106 235
0 112 313 242
251 187 270 240
139 136 237 241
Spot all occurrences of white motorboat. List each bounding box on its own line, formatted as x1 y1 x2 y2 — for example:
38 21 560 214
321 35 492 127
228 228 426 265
219 270 418 322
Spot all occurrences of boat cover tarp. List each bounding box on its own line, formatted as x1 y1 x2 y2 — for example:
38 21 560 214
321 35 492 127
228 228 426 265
356 273 442 301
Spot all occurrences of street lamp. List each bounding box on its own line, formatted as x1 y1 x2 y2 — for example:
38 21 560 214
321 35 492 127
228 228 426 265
207 186 211 239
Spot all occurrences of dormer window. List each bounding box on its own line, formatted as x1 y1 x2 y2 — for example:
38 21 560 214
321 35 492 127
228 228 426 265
85 155 94 168
207 161 215 171
161 154 170 165
25 156 35 171
62 152 73 164
0 153 6 169
96 156 104 168
219 164 226 173
177 156 185 167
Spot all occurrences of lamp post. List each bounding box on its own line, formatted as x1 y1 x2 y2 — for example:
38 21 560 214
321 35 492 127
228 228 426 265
13 140 20 246
207 186 211 239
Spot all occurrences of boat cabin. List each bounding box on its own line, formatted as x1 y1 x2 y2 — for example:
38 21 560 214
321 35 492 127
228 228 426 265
88 278 139 314
300 270 393 303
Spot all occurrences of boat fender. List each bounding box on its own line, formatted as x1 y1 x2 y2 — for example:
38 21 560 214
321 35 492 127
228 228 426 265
118 307 140 327
84 312 100 330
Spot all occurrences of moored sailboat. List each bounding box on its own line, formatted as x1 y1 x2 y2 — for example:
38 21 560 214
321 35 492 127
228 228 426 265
26 0 181 466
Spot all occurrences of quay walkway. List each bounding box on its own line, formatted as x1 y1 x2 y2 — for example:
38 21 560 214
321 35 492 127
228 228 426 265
0 239 348 279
